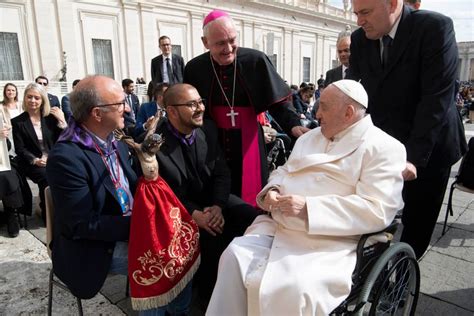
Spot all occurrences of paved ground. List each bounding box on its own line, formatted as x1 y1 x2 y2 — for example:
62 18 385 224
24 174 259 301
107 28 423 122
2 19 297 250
1 124 473 315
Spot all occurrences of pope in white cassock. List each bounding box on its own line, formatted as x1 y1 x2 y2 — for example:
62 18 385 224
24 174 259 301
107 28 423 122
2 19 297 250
206 80 407 316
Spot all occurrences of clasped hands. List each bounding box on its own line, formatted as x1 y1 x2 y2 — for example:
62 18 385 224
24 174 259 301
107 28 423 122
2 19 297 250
192 205 225 236
264 189 307 217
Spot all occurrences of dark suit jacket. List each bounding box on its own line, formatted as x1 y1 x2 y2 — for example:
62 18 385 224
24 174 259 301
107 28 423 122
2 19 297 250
155 119 231 214
348 6 466 169
325 65 343 87
48 93 60 108
11 112 63 167
124 93 140 127
46 139 137 299
134 101 160 137
61 94 73 121
151 54 185 84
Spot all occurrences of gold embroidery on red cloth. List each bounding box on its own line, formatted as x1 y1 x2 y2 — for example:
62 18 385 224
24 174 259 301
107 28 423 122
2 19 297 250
132 207 199 286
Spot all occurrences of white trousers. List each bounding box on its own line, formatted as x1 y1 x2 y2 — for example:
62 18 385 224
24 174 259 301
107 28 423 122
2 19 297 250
206 234 273 316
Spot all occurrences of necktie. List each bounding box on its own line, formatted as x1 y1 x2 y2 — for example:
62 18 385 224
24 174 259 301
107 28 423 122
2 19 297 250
343 68 348 79
166 57 173 84
382 35 392 68
127 95 135 121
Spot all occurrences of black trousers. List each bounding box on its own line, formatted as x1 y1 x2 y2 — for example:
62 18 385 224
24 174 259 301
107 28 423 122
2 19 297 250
400 165 451 259
24 164 48 221
194 194 259 306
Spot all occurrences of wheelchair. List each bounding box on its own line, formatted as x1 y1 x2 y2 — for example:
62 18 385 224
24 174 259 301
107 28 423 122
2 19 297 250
330 219 420 315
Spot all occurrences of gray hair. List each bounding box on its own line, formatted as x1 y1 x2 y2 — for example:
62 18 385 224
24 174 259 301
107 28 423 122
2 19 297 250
340 92 366 119
203 15 236 38
69 76 105 123
337 25 352 43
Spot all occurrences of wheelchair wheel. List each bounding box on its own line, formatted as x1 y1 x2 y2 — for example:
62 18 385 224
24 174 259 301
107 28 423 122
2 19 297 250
355 242 420 316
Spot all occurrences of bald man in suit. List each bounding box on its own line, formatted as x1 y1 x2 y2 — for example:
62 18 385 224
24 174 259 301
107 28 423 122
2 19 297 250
348 0 466 258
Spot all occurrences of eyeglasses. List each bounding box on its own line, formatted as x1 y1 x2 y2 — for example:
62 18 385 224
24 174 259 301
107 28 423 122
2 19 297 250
37 81 48 86
170 99 205 111
94 101 125 112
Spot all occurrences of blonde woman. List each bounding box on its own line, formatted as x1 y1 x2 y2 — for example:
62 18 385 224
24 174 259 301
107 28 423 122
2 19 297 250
11 83 66 224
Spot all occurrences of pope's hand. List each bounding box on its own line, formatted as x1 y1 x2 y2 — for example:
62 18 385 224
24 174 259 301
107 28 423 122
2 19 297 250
263 189 280 212
278 194 307 218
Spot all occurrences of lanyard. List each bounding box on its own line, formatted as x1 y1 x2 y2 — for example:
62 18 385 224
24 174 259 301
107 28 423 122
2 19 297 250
92 140 131 215
92 141 121 189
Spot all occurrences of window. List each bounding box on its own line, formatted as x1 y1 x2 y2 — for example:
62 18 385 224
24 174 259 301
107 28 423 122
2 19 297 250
303 57 311 82
0 32 24 80
268 54 278 71
172 45 182 57
92 39 114 78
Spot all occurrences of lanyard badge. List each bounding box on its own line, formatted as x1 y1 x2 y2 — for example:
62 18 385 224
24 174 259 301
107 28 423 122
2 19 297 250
93 141 131 216
116 187 131 216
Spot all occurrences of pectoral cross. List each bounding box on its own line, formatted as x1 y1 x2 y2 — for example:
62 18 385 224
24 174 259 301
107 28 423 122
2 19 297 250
226 109 239 127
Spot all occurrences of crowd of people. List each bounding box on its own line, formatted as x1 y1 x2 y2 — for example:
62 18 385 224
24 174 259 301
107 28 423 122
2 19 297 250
0 0 469 315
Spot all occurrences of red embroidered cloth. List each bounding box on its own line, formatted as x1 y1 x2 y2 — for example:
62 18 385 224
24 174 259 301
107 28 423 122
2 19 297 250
128 176 200 310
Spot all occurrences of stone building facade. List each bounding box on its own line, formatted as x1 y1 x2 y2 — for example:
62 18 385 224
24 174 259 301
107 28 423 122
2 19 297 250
0 0 356 91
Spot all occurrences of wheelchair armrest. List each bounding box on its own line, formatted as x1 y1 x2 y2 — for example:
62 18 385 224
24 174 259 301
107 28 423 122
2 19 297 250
356 220 399 255
351 219 401 285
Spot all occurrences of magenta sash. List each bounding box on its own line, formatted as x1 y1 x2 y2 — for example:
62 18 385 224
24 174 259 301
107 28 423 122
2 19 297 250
210 106 261 206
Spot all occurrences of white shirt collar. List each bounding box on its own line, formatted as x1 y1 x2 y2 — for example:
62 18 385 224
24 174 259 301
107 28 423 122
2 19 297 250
383 11 402 42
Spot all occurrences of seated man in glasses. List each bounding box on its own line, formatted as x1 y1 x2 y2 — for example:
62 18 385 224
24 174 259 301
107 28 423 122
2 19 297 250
46 76 137 301
155 83 259 307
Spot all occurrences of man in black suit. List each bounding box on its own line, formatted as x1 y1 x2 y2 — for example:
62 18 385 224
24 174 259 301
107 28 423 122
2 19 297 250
349 0 467 259
151 36 185 85
122 78 140 135
35 76 60 108
325 34 351 87
156 83 257 305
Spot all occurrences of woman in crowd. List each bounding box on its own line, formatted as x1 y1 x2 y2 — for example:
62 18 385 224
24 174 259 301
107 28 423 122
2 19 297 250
0 119 23 237
11 83 66 224
2 83 22 153
2 83 22 119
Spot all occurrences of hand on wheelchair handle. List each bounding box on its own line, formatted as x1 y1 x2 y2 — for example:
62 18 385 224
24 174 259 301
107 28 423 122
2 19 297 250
402 161 417 181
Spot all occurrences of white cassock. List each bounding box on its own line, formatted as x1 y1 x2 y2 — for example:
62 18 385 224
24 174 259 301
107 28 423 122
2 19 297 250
206 115 406 316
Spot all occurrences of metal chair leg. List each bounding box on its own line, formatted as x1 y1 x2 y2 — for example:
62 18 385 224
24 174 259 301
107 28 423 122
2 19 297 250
48 269 54 316
16 209 23 229
125 276 130 297
76 297 83 316
23 212 27 229
442 182 456 236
